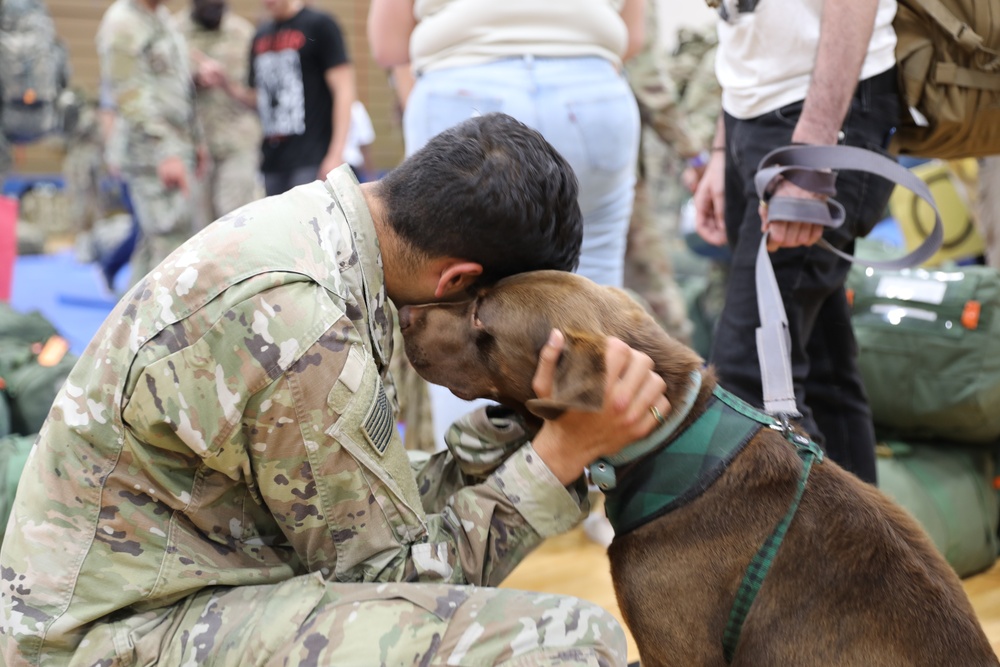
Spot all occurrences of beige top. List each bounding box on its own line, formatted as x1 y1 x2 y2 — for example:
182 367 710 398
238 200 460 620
410 0 627 74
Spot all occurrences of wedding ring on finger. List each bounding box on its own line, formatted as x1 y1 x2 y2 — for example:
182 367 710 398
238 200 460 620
649 405 666 426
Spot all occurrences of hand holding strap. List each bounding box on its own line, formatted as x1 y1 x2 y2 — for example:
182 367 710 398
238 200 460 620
752 144 944 421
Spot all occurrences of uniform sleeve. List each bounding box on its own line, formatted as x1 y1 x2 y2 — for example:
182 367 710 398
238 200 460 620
246 314 589 587
98 15 192 165
626 53 702 158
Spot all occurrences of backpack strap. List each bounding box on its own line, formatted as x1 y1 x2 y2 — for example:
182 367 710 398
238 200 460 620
910 0 1000 57
752 144 944 421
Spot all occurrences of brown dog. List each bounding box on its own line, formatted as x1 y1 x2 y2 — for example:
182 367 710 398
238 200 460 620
398 270 998 667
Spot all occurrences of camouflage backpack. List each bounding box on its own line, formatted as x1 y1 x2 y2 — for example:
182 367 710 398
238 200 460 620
0 0 69 143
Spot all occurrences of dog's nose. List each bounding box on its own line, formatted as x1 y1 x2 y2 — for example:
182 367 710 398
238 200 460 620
397 305 412 330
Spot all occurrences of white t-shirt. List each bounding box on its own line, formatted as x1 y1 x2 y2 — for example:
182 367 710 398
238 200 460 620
409 0 627 74
715 0 898 119
342 101 376 170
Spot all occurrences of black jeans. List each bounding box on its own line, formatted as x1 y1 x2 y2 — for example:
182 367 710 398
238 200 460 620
710 68 900 484
263 164 322 197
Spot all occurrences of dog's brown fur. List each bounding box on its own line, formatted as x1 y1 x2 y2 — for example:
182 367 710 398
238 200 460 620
399 270 998 667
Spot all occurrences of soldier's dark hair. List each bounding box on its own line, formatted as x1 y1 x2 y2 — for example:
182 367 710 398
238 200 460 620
375 113 582 284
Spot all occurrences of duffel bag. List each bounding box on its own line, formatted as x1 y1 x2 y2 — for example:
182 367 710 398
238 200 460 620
6 335 76 435
0 302 58 345
848 257 1000 443
876 440 999 578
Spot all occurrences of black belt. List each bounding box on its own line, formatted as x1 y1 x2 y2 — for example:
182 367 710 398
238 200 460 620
856 67 898 98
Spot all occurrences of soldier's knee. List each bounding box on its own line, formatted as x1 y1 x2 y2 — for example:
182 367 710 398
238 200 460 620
581 601 629 666
534 598 628 667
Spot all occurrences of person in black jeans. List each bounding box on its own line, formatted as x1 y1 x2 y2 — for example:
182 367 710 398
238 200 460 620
693 0 900 484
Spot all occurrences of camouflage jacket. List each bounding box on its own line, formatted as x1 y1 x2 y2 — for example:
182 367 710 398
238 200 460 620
173 10 261 160
0 166 588 666
96 0 199 171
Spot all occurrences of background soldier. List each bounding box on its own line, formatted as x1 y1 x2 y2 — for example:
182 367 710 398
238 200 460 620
175 0 262 224
623 2 722 345
97 0 204 285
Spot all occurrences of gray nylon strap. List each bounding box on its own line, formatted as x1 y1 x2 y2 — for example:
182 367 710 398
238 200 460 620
752 144 944 419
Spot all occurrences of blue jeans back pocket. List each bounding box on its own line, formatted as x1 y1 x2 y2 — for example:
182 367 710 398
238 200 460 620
567 94 639 173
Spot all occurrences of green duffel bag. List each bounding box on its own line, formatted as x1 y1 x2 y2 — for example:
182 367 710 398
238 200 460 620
0 433 35 548
849 259 1000 444
0 302 58 346
6 351 76 436
876 440 999 578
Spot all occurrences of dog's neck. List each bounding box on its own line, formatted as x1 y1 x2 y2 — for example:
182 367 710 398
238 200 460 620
601 383 784 536
588 370 704 491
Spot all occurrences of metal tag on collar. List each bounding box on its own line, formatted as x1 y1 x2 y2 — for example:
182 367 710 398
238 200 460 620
589 458 617 491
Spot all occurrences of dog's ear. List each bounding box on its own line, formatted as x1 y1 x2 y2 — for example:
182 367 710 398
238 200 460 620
525 330 606 420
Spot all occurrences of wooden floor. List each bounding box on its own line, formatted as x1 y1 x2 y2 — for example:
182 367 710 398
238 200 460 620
501 523 1000 664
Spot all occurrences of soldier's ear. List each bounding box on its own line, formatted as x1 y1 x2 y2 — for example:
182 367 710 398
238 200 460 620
525 330 606 420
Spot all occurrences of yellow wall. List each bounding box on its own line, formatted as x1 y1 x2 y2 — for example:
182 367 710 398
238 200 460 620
13 0 405 174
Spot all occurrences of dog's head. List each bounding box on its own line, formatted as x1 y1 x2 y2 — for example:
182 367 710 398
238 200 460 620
398 270 703 422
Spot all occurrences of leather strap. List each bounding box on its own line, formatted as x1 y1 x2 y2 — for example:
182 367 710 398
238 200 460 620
752 144 944 420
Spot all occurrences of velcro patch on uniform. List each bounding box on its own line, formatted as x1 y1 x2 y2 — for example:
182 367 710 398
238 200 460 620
363 381 393 455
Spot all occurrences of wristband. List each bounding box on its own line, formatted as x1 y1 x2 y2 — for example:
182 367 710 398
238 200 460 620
686 151 711 169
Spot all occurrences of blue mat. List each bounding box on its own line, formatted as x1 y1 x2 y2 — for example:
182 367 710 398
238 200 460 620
10 251 127 356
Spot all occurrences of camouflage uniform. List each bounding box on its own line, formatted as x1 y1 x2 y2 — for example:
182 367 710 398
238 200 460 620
96 0 200 285
622 0 701 343
60 95 107 240
174 8 262 224
0 166 625 667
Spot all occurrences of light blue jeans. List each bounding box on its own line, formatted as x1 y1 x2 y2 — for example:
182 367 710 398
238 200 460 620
404 56 640 446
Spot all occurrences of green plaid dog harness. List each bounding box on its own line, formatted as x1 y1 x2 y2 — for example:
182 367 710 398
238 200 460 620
597 377 825 664
602 383 771 535
722 431 823 662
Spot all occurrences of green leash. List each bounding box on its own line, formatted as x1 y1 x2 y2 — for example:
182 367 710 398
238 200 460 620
721 431 824 663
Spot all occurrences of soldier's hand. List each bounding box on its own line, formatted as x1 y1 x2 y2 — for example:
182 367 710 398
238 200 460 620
694 151 727 246
158 156 189 195
530 332 669 486
195 59 226 88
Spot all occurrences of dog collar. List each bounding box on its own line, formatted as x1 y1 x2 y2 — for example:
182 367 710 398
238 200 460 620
588 371 703 492
601 386 778 536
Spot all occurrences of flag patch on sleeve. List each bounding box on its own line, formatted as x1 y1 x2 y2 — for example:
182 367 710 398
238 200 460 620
363 381 393 455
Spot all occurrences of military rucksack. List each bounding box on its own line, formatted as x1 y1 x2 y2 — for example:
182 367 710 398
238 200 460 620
0 0 69 143
892 0 1000 159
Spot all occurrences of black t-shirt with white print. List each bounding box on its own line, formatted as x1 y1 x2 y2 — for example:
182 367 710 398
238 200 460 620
249 7 349 174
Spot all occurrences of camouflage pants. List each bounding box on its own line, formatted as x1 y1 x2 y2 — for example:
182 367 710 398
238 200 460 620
124 166 198 285
977 156 1000 270
74 574 627 666
201 148 263 226
62 141 105 235
623 175 692 344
